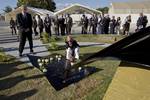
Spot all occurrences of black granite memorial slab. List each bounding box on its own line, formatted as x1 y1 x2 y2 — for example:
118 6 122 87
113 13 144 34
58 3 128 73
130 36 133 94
27 54 100 90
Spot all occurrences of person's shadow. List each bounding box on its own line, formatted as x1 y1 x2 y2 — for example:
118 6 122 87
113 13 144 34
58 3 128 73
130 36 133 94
0 74 44 91
0 89 38 100
0 61 32 78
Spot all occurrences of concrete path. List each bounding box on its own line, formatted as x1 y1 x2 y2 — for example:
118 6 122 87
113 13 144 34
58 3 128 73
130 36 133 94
0 38 50 66
0 25 110 66
0 25 50 66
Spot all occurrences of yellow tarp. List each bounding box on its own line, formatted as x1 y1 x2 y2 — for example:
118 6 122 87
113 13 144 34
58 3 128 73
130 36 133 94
103 64 150 100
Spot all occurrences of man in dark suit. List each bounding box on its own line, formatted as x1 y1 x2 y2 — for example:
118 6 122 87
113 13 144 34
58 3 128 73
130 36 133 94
103 15 110 34
44 14 52 37
59 15 65 36
16 5 33 57
10 17 17 35
66 14 73 35
37 15 44 38
32 16 38 36
91 14 98 34
81 14 88 34
137 13 148 30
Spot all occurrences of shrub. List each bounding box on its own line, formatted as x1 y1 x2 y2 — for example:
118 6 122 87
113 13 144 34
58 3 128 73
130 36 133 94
42 32 50 43
0 47 15 62
48 42 59 51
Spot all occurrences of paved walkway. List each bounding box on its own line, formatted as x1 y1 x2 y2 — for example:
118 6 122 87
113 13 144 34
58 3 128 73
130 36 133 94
0 26 110 66
0 37 50 66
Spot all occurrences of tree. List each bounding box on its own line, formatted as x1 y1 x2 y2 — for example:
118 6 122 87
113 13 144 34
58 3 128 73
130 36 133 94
17 0 56 11
96 7 109 14
3 6 12 13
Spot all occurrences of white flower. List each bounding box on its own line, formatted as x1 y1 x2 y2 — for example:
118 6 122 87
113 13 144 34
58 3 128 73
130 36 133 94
45 59 49 63
71 62 74 66
39 63 43 67
59 55 62 58
43 68 47 73
78 67 82 71
37 59 41 63
42 59 45 63
58 57 61 61
50 57 53 61
55 55 58 59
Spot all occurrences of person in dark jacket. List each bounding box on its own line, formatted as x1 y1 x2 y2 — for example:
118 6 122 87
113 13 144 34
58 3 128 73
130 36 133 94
66 35 80 60
109 16 116 34
59 15 65 36
103 15 110 34
123 15 131 35
90 14 98 34
53 15 59 36
32 16 38 36
16 5 33 57
10 17 17 35
97 14 105 34
66 14 73 35
143 16 148 28
44 14 52 37
115 17 121 35
81 14 88 34
37 15 44 38
137 13 148 30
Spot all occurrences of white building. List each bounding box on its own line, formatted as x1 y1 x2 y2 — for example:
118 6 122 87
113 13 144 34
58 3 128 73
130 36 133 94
5 6 54 21
54 4 102 23
109 1 150 24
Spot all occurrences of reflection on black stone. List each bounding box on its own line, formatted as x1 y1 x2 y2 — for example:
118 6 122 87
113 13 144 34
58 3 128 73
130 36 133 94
27 54 100 90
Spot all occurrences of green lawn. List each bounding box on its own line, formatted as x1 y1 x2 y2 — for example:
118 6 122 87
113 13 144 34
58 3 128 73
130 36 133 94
0 48 15 63
0 35 123 100
42 34 126 44
69 34 126 44
47 45 120 100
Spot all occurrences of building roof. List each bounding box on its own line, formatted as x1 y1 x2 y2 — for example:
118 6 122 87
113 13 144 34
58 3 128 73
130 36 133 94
54 3 101 15
6 6 54 16
111 1 150 9
28 7 54 16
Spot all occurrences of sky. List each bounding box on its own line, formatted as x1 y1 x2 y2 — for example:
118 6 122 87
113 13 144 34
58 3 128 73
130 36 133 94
0 0 146 13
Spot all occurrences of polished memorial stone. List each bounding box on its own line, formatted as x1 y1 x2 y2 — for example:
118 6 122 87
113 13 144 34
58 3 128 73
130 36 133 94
27 54 99 90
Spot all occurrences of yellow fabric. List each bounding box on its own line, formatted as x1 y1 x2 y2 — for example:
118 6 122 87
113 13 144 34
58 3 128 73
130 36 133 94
103 65 150 100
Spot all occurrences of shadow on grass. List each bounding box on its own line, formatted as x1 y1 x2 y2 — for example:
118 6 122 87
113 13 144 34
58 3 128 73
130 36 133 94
28 54 102 91
0 61 33 78
0 89 38 100
119 61 150 70
4 45 47 52
0 74 44 91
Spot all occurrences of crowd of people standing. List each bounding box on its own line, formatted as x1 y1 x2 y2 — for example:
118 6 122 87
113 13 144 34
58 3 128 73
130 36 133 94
10 12 148 37
32 14 73 37
9 5 149 57
81 13 148 35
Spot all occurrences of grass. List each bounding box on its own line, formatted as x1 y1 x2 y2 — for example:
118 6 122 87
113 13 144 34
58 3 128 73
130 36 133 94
42 34 126 44
70 34 126 44
0 47 15 63
0 46 120 100
0 34 123 100
47 46 120 100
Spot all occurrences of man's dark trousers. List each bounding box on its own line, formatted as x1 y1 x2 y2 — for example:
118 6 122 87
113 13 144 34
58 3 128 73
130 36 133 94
16 12 33 55
19 31 33 54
